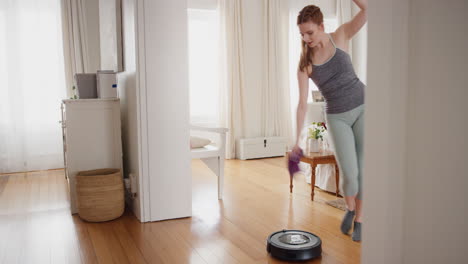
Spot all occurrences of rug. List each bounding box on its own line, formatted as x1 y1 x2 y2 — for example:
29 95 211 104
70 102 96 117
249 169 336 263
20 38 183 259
325 198 346 211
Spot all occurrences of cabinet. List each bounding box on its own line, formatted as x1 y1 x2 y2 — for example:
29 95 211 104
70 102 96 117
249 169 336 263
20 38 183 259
61 99 123 214
236 137 287 160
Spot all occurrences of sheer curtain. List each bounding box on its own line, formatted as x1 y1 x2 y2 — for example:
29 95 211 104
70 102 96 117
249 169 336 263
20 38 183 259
337 0 367 83
0 0 66 173
219 0 247 159
60 0 90 97
262 0 292 144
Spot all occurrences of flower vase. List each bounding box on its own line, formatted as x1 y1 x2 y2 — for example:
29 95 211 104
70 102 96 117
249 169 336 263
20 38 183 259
308 138 320 153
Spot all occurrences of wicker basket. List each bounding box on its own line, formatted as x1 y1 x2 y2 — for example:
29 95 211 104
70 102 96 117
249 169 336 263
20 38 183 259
76 168 124 222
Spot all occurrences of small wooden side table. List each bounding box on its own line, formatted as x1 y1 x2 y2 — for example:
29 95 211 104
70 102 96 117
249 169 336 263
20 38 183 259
288 151 340 201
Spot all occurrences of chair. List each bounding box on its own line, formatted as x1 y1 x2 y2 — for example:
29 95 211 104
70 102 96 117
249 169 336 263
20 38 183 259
190 125 228 200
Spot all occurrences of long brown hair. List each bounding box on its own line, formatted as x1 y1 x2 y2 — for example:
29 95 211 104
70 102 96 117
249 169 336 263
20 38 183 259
297 5 324 74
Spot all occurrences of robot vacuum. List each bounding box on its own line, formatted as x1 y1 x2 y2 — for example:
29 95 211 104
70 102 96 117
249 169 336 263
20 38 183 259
266 230 322 261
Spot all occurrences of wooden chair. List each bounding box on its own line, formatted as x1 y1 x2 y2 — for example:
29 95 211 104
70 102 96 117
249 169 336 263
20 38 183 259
190 125 228 200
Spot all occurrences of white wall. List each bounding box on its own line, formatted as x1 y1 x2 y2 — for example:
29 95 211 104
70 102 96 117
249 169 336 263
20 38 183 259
119 0 142 220
403 1 468 262
362 0 408 262
119 0 191 222
136 0 192 221
363 0 468 263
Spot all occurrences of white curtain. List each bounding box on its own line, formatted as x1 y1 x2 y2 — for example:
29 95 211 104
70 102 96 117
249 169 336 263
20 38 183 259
219 0 247 159
60 0 91 97
0 0 67 173
336 0 353 60
350 2 367 83
336 0 367 83
219 0 294 157
262 0 293 145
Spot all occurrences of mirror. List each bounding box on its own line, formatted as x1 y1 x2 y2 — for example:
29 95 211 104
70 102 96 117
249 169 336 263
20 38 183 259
99 0 123 72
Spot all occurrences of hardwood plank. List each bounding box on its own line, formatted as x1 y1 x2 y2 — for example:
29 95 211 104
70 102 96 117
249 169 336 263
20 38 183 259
0 157 360 264
0 175 9 196
162 218 243 264
146 219 207 264
21 173 51 264
72 215 99 264
191 158 360 264
2 174 30 264
47 171 81 264
87 222 131 264
120 213 166 264
110 220 148 264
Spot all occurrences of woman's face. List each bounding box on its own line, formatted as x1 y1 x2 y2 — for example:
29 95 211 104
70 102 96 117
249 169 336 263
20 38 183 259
298 21 324 48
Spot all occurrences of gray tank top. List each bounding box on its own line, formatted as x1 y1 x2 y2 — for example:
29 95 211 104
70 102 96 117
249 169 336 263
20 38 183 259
310 34 365 114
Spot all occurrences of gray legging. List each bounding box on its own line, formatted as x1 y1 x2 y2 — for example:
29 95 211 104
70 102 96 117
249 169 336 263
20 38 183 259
325 104 365 199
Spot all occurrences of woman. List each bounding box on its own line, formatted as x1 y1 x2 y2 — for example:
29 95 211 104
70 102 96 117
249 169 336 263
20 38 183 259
293 1 367 242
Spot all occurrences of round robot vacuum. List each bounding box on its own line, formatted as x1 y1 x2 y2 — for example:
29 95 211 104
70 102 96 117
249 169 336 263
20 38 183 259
266 230 322 261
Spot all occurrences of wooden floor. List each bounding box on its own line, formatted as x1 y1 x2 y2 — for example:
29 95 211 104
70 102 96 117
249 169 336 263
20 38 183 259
0 157 360 264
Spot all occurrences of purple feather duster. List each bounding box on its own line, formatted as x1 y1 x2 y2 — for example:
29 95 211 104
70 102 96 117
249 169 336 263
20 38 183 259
288 149 304 176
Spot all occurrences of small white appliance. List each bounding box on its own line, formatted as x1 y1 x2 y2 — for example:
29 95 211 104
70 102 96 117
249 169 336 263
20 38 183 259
236 137 287 160
75 73 97 99
97 70 118 98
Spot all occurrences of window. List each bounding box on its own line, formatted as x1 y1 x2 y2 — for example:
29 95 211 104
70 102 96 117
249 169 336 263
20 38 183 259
187 8 220 125
0 0 67 172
